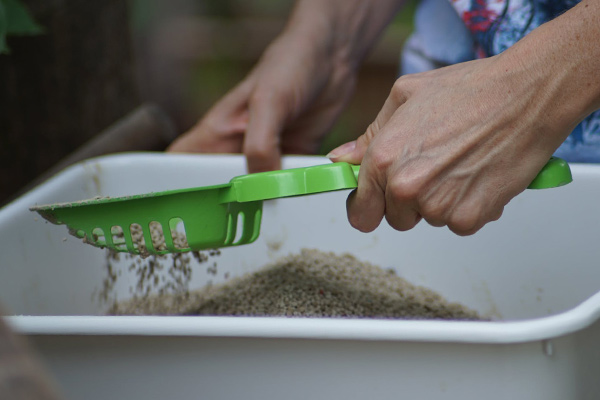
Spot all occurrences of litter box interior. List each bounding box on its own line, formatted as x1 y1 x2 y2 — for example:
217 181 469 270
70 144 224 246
1 154 598 320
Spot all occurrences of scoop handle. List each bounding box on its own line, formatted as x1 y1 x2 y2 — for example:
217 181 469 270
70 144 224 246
348 157 572 190
528 157 572 189
351 164 360 181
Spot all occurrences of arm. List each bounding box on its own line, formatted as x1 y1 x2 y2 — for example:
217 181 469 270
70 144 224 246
329 0 600 235
168 0 404 172
286 0 406 72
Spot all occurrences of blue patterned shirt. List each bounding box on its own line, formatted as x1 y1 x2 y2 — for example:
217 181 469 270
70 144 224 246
404 0 600 162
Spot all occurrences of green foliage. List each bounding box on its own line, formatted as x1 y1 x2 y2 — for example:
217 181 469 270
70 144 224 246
392 0 418 29
0 2 7 54
0 0 44 55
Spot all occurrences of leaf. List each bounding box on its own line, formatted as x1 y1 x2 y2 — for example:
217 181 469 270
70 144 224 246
0 1 8 54
3 0 43 35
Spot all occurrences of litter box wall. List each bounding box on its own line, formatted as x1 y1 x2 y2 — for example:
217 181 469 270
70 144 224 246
3 153 600 400
27 323 600 400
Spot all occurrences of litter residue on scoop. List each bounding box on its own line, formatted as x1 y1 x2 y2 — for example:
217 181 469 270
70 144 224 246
110 249 481 320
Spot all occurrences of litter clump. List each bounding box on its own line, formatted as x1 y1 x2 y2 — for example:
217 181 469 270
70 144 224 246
109 249 480 320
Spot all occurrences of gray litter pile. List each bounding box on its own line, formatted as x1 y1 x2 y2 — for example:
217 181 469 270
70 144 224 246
109 249 480 320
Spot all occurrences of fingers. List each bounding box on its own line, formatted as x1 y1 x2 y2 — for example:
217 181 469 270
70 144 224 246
336 138 387 233
383 173 423 231
279 101 347 155
350 171 423 233
167 123 245 154
342 132 402 233
346 184 386 233
445 193 505 236
327 77 410 164
168 74 289 173
243 91 291 172
167 79 254 154
346 147 422 233
334 78 414 232
336 71 507 236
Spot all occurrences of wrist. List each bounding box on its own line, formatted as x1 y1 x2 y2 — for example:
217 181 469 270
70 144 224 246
497 0 600 135
285 0 404 73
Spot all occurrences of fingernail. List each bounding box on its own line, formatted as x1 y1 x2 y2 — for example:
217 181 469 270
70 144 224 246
327 141 356 160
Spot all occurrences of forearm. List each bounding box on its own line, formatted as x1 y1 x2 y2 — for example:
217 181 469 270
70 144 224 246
496 0 600 146
284 0 405 72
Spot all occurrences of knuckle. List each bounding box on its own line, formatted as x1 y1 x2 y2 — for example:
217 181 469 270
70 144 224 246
203 115 241 139
202 114 219 130
172 126 213 152
390 81 406 104
491 207 504 222
387 174 422 203
198 117 222 138
384 213 417 232
392 75 408 92
420 202 446 225
249 89 276 105
447 210 481 236
250 88 289 112
243 141 275 161
368 148 394 176
364 122 380 143
191 128 214 147
391 75 416 98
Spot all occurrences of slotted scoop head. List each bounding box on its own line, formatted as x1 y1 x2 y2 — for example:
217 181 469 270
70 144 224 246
30 163 360 256
32 184 263 256
31 159 572 256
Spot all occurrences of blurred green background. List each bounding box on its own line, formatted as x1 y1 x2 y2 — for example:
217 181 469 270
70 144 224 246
130 0 416 154
0 0 416 204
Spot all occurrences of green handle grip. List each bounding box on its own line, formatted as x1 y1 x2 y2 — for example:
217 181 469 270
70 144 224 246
351 164 360 181
349 157 571 190
527 156 572 189
228 156 571 204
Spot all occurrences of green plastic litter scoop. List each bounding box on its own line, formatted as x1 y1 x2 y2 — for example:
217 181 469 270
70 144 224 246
31 157 572 256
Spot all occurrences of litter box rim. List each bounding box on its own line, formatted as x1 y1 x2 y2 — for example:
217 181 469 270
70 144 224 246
7 287 600 344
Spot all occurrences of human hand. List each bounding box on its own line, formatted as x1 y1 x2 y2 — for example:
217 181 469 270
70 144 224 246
168 0 405 173
167 29 356 173
328 54 577 235
327 0 599 236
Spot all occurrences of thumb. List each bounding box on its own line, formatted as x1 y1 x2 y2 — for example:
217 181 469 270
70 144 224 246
326 126 373 164
328 79 409 164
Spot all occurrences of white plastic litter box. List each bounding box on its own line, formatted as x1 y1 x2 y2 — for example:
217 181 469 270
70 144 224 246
2 153 600 400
